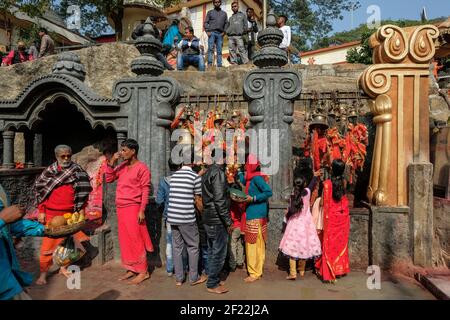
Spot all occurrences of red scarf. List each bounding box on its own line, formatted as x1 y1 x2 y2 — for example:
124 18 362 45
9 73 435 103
244 154 268 194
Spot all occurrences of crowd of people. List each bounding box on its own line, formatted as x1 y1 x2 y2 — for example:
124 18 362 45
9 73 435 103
1 28 55 67
1 133 351 299
132 0 294 71
2 1 296 70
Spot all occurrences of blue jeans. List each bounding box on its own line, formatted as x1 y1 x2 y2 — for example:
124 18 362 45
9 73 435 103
166 222 188 274
207 31 223 67
177 54 205 71
204 224 229 289
199 242 209 275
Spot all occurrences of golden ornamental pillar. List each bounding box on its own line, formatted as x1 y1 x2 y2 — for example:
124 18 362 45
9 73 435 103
359 24 439 207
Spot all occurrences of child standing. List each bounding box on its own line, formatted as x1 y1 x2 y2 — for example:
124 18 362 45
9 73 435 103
279 171 322 280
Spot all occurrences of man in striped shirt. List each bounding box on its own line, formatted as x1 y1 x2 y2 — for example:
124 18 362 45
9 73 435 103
167 154 207 286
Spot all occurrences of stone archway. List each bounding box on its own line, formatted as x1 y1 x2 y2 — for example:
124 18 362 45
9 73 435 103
30 95 117 166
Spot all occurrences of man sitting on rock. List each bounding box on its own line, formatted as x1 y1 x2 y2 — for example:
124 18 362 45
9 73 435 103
177 26 205 72
1 41 33 66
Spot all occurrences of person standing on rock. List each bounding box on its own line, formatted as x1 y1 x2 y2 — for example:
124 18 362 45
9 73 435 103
277 15 291 52
204 0 228 68
105 139 154 285
226 1 249 65
38 28 55 58
245 7 258 62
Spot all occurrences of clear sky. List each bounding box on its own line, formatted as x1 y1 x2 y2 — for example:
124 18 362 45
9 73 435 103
331 0 449 34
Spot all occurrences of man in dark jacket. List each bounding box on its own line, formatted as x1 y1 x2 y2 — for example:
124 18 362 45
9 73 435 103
204 0 228 67
226 1 248 64
245 7 258 61
201 149 232 294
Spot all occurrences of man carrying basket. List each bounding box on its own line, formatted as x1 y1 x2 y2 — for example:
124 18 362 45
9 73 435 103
35 145 93 285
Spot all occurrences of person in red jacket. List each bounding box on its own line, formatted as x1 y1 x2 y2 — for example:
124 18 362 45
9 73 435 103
1 41 33 66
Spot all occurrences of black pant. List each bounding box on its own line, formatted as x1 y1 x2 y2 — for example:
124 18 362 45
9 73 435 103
204 224 229 289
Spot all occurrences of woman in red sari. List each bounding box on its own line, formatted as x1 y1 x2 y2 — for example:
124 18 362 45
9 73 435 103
315 159 350 282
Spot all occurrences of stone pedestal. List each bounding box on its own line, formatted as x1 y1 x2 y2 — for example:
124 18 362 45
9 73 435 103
89 225 114 266
408 162 434 267
370 206 410 268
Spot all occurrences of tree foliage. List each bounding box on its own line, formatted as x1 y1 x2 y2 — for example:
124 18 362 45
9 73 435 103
1 0 181 39
270 0 361 51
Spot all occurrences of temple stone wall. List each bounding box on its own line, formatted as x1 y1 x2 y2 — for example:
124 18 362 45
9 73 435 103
433 197 450 268
1 43 449 271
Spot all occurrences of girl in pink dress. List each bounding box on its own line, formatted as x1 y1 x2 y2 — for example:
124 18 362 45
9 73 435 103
279 172 322 280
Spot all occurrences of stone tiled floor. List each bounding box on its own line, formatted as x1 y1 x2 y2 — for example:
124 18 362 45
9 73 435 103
26 262 435 300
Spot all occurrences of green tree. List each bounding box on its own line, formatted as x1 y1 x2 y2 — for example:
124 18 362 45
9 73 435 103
56 0 181 40
1 0 181 40
270 0 361 51
345 29 372 65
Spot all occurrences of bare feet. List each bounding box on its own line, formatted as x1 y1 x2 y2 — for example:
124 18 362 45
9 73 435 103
244 276 260 283
176 281 183 286
36 273 47 285
118 270 136 281
286 274 297 281
190 274 208 286
59 267 71 278
207 285 229 294
129 272 150 285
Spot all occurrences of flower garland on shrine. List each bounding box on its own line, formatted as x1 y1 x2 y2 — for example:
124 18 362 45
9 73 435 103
170 99 251 185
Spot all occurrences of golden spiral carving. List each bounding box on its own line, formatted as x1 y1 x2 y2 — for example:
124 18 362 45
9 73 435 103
374 25 408 63
359 65 393 98
409 25 439 63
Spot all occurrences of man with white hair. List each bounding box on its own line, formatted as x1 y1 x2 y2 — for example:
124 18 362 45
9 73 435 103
34 145 93 285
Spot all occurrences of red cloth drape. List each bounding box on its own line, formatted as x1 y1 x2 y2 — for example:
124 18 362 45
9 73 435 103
315 180 350 281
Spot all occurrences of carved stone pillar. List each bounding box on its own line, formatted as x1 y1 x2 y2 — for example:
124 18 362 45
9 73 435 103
113 18 181 263
243 10 302 256
116 132 127 150
2 131 15 169
359 24 439 267
24 131 34 167
33 133 42 167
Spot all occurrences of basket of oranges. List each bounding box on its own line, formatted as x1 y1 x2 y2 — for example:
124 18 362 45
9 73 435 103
44 212 87 238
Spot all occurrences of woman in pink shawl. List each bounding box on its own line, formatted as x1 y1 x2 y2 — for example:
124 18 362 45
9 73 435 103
105 139 153 285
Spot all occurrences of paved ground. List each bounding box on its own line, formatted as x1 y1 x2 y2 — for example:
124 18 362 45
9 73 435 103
26 262 435 300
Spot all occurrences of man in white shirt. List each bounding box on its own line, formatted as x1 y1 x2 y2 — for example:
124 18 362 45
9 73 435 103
277 15 291 51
